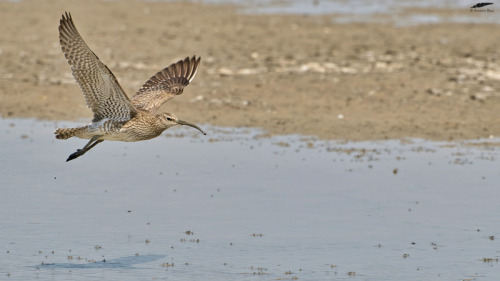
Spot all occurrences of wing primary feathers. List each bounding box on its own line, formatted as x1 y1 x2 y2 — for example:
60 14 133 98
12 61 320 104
131 56 201 113
59 12 137 122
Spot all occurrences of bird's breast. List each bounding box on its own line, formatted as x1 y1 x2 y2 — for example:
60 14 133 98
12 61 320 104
116 116 165 141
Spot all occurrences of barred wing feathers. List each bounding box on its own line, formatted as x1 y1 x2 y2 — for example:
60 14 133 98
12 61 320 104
131 56 201 113
59 12 137 122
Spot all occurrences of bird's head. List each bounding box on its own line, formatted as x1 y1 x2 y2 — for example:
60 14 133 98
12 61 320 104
160 112 206 135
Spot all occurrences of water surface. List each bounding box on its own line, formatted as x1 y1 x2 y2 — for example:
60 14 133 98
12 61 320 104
1 118 499 280
180 0 500 24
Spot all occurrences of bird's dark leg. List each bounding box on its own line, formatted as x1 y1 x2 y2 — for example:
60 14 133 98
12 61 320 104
66 135 104 162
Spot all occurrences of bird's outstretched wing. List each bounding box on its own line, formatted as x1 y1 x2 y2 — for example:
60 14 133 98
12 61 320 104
131 56 201 113
59 12 137 122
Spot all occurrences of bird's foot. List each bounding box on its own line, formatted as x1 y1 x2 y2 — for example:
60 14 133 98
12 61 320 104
66 149 85 162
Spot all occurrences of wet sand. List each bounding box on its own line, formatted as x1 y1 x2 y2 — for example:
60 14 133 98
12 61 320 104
1 0 500 141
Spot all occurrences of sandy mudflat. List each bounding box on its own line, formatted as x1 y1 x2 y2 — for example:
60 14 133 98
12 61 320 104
1 0 499 141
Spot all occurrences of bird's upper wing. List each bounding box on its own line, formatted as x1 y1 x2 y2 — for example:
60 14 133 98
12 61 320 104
59 12 137 122
131 56 201 113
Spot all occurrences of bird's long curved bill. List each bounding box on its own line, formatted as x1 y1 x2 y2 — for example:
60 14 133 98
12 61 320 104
178 120 207 135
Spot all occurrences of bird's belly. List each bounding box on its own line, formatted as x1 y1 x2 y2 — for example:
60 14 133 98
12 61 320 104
102 128 161 142
75 131 137 142
99 134 139 142
74 126 144 142
74 119 162 142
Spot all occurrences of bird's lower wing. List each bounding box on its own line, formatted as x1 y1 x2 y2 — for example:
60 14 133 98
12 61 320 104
131 56 200 113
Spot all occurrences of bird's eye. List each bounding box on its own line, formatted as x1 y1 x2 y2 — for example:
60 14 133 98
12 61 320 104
167 117 173 121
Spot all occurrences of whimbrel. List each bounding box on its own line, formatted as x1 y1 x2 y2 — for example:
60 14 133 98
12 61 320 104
55 12 206 162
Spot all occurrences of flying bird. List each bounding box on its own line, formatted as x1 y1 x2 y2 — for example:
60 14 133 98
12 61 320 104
55 12 205 161
471 2 493 8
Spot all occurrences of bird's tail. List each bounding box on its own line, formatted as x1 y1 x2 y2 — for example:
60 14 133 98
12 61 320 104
54 127 86 139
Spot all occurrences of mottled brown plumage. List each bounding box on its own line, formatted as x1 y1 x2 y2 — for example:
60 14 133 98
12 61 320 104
132 56 201 113
55 12 206 162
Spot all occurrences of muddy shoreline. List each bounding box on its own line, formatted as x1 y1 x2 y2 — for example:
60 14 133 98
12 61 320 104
1 0 499 141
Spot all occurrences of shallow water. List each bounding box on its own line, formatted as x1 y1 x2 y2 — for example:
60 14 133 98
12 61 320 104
1 118 499 280
186 0 500 24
